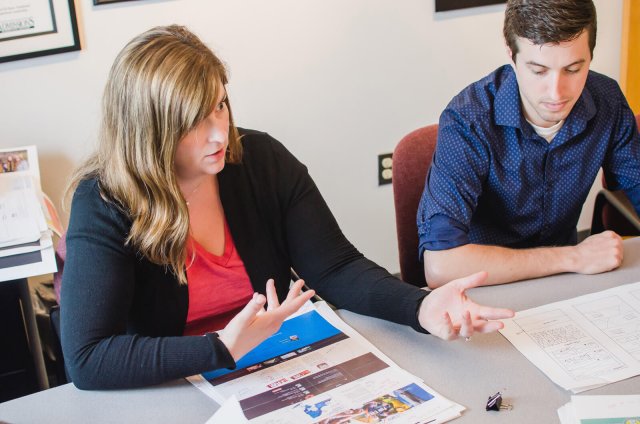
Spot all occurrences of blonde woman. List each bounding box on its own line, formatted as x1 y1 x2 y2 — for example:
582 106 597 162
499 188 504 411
61 25 513 390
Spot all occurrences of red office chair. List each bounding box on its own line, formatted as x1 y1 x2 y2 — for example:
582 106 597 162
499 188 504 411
392 124 438 287
591 113 640 236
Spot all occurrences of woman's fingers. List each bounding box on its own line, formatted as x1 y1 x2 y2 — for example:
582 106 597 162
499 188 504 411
230 292 265 327
260 278 315 319
265 279 279 311
459 310 472 338
451 271 488 291
437 312 458 341
221 281 314 361
472 304 515 321
285 279 306 302
281 288 315 317
280 280 314 314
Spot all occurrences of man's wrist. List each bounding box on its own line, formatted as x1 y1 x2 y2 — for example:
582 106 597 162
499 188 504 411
556 245 578 273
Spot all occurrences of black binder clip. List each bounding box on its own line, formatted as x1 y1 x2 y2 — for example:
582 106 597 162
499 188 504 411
486 392 512 411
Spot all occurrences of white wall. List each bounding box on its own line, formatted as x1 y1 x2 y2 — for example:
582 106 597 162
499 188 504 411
0 0 622 273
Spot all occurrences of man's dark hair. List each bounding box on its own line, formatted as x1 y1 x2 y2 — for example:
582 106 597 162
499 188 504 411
504 0 597 62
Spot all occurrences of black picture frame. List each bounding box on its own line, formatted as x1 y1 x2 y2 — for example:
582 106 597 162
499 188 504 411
0 0 80 64
435 0 506 12
94 0 140 5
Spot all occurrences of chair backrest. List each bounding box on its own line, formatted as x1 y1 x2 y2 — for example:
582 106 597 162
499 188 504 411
392 124 438 287
598 113 640 235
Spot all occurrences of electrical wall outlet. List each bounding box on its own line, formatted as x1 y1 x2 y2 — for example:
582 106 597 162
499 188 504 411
378 153 392 186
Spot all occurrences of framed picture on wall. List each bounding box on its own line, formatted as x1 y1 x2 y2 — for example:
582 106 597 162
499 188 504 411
0 0 80 64
435 0 506 12
94 0 140 5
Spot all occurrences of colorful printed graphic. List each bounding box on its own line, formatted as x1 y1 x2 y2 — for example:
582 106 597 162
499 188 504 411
315 383 434 423
304 400 332 419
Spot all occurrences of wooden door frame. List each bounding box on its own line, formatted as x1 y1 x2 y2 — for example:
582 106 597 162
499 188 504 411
621 0 640 113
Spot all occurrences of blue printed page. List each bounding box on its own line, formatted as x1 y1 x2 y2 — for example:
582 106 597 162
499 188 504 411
203 310 345 382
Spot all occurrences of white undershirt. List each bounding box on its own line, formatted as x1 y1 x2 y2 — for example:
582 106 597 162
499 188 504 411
527 119 565 143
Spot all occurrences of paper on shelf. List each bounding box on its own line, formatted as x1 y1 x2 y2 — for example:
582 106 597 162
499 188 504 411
0 232 53 258
0 145 57 281
0 175 43 246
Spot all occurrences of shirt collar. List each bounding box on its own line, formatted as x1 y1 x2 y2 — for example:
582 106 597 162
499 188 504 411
493 65 523 128
567 80 596 123
493 66 597 130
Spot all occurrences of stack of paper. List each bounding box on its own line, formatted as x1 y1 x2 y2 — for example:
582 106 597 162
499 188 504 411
499 281 640 393
558 395 640 423
0 146 58 282
189 302 465 423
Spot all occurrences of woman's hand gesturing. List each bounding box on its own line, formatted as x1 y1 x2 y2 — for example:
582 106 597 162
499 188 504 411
219 279 315 360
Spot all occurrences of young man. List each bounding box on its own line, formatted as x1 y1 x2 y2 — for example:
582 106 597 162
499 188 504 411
418 0 640 288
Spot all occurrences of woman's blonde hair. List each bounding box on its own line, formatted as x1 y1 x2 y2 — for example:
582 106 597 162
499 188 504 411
68 25 242 284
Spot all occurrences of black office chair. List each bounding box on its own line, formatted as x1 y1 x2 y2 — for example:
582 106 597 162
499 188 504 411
49 305 69 384
590 114 640 237
591 188 640 236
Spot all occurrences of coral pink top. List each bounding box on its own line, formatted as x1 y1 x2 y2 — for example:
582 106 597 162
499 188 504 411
183 221 254 336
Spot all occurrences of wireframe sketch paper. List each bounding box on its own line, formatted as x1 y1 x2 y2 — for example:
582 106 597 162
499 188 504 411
191 301 465 423
500 281 640 393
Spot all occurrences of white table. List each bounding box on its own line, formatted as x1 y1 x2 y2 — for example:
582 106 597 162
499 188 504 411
2 238 639 423
338 236 640 423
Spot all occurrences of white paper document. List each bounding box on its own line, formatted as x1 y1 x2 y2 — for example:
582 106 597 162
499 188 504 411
0 0 56 41
0 145 57 281
0 231 53 258
0 174 44 247
500 281 640 393
558 395 640 424
193 302 464 423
